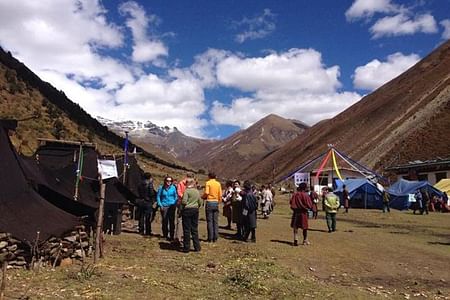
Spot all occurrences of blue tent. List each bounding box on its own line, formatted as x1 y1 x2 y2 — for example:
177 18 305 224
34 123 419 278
335 179 383 209
387 178 443 210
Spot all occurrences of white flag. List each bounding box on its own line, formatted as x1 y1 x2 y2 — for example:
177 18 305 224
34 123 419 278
97 159 118 179
294 172 310 187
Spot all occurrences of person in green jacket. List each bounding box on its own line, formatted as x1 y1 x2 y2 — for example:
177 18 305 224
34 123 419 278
324 187 340 233
181 178 203 252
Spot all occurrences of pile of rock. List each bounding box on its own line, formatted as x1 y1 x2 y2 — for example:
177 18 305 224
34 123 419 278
0 226 92 268
0 233 29 268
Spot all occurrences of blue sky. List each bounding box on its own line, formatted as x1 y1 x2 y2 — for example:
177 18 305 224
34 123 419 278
0 0 449 138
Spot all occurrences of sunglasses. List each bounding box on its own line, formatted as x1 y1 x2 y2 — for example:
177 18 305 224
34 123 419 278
165 179 172 182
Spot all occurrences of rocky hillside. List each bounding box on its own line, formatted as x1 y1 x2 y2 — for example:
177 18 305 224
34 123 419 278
0 47 192 178
245 40 450 183
182 114 308 178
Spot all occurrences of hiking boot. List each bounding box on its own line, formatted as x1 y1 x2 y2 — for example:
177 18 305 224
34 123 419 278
293 240 298 246
302 240 311 246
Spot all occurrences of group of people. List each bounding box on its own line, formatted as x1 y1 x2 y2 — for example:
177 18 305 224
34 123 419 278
135 172 449 252
412 189 450 214
135 172 204 252
289 183 340 246
135 172 275 253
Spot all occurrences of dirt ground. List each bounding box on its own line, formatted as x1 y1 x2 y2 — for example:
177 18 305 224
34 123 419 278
3 194 450 299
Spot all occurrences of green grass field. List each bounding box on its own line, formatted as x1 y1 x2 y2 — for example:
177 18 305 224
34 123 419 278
3 194 450 299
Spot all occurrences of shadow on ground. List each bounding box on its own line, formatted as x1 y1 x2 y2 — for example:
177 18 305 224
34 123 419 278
270 239 293 246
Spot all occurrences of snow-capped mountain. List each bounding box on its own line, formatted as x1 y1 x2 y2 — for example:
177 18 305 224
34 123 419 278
97 117 210 158
96 117 177 138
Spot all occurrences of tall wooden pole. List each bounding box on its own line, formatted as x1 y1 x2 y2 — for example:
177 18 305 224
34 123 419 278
74 143 83 201
94 175 105 264
122 131 128 185
0 261 6 300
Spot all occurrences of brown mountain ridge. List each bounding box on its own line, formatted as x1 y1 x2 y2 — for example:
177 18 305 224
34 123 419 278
182 113 309 178
244 40 450 183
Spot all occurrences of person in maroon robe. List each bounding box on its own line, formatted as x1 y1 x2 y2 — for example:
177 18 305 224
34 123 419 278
290 183 313 246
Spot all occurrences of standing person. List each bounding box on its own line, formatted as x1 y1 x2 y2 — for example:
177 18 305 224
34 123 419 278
137 172 156 235
242 180 258 242
343 185 350 213
382 190 391 213
268 183 276 213
180 178 203 253
175 173 194 246
261 185 273 219
202 172 222 243
309 186 319 219
413 189 422 214
290 183 313 246
156 176 178 241
231 180 243 239
222 180 234 229
420 189 430 215
324 187 340 233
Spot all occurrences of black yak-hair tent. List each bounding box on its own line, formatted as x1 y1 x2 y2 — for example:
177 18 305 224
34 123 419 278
116 155 144 199
31 140 135 234
0 120 80 243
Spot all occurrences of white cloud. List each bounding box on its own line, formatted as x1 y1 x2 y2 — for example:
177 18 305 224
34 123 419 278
370 13 438 38
216 49 341 94
211 92 361 128
38 69 116 117
207 48 362 128
345 0 399 21
233 8 276 43
353 52 420 90
169 48 230 88
110 74 207 137
0 0 134 90
119 1 168 63
441 19 450 40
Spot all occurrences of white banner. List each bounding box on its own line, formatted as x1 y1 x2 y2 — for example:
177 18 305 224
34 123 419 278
294 172 310 187
97 159 118 180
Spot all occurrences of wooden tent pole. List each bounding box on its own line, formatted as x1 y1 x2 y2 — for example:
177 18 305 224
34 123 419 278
74 143 83 201
0 261 6 300
122 162 127 185
94 175 106 264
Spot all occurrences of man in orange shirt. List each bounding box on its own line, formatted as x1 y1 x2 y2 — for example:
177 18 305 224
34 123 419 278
203 172 222 242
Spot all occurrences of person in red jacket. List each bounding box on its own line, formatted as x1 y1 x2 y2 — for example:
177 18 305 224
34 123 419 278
290 183 313 246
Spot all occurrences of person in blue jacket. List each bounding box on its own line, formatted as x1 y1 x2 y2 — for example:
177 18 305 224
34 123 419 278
157 176 178 241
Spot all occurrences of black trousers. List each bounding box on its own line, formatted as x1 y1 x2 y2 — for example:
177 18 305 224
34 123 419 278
181 208 201 251
160 205 176 239
139 203 153 235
